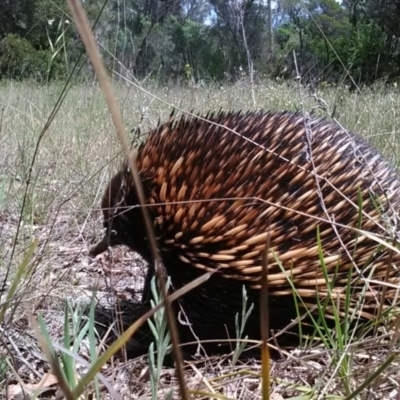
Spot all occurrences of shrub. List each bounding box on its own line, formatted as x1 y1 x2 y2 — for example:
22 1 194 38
0 33 64 81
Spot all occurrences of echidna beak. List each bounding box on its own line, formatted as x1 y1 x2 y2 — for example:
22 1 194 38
89 235 110 257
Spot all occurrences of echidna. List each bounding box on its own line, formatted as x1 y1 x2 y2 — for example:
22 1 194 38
91 111 400 345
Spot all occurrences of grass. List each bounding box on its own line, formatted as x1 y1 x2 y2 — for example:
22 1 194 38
1 79 400 398
2 79 400 223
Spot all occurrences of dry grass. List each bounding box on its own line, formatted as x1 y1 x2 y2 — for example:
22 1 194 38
1 79 400 399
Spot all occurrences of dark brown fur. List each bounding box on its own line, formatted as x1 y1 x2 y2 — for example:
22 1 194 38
91 111 400 347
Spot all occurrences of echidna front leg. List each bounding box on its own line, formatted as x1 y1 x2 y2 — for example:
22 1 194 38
141 262 155 304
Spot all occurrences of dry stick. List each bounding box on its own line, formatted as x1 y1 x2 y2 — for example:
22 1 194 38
65 1 189 400
238 3 256 107
0 107 4 135
261 230 271 400
293 52 364 318
296 31 399 318
65 0 158 258
293 54 360 399
371 245 395 396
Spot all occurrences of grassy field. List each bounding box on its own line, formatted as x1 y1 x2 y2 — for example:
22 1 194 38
1 79 400 398
2 79 400 221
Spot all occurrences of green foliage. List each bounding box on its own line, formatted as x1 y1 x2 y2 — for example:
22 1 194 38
0 0 36 41
232 286 254 366
275 23 295 49
0 240 38 323
35 297 102 398
0 34 49 81
276 0 400 84
1 0 400 84
148 277 172 399
348 22 388 83
0 356 8 381
0 0 93 81
0 178 10 209
166 16 224 81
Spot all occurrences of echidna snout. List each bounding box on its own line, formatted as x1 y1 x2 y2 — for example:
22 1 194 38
92 111 400 345
90 169 150 260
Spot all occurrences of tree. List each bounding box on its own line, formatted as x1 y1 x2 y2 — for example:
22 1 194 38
0 0 37 41
275 0 367 84
209 0 268 79
106 0 183 77
0 0 101 80
343 0 400 82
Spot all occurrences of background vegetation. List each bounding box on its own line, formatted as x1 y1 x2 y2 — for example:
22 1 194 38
1 0 400 85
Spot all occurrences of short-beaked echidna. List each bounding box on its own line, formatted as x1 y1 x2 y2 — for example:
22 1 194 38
91 111 400 344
